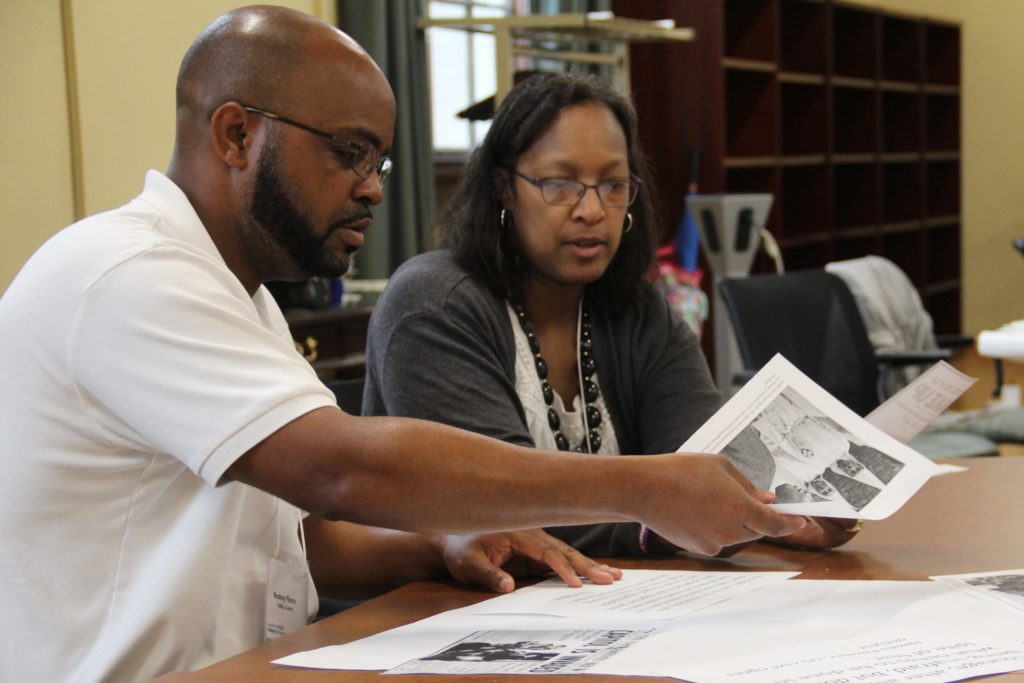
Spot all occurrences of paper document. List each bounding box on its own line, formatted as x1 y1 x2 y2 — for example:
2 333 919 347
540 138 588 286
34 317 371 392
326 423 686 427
865 360 977 443
673 630 1024 683
385 628 656 676
679 354 947 519
455 568 797 619
933 568 1024 618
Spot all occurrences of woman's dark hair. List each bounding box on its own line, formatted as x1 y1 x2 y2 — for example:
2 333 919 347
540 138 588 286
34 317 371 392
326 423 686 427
438 71 660 310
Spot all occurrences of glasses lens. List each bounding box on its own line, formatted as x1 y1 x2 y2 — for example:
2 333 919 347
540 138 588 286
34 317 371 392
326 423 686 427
377 157 393 184
598 180 636 207
539 179 584 206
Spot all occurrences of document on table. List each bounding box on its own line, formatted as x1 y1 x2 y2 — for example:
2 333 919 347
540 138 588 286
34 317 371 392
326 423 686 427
453 568 799 619
274 576 1024 680
272 569 795 671
680 354 957 520
604 579 1024 682
933 568 1024 618
673 630 1024 683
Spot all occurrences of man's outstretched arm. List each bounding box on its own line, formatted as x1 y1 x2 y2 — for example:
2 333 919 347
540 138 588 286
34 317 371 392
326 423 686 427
227 407 805 556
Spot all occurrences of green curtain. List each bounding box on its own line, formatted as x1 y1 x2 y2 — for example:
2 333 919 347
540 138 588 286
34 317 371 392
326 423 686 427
337 0 435 279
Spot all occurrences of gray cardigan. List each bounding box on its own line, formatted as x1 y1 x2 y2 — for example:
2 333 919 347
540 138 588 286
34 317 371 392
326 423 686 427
363 249 732 556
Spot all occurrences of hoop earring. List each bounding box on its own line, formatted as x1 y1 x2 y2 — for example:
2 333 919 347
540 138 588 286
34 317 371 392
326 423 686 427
500 209 511 230
623 212 634 234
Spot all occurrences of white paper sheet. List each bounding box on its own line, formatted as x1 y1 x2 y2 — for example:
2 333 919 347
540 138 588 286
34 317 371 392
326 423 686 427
384 627 657 676
602 580 1024 680
674 630 1024 683
933 568 1024 618
454 568 798 619
865 360 977 443
275 578 1024 679
680 354 946 519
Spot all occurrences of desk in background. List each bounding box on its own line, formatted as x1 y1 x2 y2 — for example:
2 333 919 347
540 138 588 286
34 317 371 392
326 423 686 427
285 306 372 381
156 457 1024 682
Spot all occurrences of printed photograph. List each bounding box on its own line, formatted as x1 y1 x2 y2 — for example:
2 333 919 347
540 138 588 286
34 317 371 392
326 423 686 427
722 387 905 511
423 640 564 663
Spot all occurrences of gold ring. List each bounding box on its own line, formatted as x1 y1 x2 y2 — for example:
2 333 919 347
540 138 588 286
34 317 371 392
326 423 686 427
844 520 864 534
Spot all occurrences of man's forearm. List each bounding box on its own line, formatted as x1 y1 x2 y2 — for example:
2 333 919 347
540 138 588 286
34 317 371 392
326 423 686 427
232 408 639 532
228 407 805 555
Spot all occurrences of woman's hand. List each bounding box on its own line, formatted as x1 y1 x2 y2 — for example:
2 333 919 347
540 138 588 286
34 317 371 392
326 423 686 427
435 529 622 593
771 516 862 549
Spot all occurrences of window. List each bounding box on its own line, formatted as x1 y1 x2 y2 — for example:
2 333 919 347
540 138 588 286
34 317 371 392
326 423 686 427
424 0 525 151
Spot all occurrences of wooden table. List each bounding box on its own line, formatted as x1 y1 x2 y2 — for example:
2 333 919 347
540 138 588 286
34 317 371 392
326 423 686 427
157 457 1024 682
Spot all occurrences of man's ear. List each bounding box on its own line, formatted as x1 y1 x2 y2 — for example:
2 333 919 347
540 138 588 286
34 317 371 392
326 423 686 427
210 102 254 170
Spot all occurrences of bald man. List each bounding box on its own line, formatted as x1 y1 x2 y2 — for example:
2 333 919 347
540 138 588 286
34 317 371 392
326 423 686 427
0 6 803 680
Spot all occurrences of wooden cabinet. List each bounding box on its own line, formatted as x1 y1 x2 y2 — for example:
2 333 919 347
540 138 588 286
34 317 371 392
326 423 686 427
285 306 372 381
615 0 962 337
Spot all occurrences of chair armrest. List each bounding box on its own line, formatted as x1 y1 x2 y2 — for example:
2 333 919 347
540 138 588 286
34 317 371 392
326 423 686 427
935 334 974 349
875 349 952 367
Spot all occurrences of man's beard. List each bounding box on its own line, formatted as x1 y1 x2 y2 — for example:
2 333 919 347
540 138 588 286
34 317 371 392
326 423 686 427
248 141 370 280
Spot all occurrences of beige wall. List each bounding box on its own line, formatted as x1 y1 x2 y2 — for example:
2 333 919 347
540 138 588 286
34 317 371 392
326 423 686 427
848 0 1024 333
0 0 335 292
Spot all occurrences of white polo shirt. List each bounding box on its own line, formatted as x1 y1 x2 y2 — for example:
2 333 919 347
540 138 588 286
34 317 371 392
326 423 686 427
0 171 336 681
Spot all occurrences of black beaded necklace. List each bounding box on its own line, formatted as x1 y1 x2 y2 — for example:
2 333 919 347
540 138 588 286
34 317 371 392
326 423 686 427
511 300 603 453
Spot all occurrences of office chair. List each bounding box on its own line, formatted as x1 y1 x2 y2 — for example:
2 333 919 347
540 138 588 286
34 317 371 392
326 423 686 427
718 270 999 458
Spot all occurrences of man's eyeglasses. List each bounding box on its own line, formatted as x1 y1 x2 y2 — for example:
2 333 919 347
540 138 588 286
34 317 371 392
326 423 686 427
512 170 639 208
242 105 393 183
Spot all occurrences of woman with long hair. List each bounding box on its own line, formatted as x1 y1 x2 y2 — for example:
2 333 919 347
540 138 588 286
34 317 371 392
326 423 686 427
364 72 854 555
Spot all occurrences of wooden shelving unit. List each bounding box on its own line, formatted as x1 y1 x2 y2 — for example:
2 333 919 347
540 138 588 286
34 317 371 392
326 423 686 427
615 0 962 336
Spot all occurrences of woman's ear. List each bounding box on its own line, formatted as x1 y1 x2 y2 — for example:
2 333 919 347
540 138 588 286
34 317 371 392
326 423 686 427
209 102 254 170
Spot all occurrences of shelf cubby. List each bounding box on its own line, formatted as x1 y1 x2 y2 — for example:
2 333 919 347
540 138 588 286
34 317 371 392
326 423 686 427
780 0 828 75
725 68 778 157
882 228 925 285
926 159 960 218
835 233 882 262
781 82 828 155
781 164 830 238
834 162 879 230
882 161 923 223
927 222 961 283
725 0 777 62
926 93 959 151
833 3 878 80
882 90 922 153
926 21 960 86
924 289 960 335
833 85 878 154
882 15 922 84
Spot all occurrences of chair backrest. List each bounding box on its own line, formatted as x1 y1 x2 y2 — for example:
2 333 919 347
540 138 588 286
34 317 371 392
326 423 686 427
718 270 881 416
325 376 366 415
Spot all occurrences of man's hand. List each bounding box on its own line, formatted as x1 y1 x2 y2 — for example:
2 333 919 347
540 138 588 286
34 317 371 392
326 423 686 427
638 453 807 556
434 529 622 593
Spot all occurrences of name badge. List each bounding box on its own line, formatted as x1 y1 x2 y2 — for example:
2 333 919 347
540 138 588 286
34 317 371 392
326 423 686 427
264 552 309 641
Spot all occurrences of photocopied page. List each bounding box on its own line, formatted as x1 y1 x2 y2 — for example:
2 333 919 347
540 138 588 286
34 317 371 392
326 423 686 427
679 354 947 519
453 568 798 619
272 569 795 671
865 360 977 443
384 628 657 676
932 568 1024 618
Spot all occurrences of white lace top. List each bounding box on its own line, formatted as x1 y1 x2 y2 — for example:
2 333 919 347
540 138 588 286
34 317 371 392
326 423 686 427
507 303 620 454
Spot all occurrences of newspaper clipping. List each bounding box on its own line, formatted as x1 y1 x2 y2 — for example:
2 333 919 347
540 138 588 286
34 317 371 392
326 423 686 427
385 628 655 676
680 354 942 519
